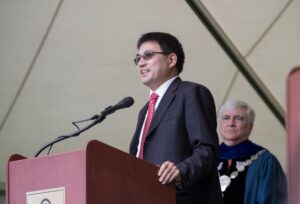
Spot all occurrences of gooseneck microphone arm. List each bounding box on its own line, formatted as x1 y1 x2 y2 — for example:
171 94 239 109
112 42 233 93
34 114 106 157
34 97 134 157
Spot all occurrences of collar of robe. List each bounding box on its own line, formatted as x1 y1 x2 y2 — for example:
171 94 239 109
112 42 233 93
220 140 265 160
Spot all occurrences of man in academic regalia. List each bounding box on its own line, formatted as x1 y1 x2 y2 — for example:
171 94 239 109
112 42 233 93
218 99 287 204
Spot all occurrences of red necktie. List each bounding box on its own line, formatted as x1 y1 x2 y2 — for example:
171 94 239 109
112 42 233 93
138 93 159 159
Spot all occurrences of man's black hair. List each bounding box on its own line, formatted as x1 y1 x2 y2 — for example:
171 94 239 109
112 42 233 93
137 32 185 73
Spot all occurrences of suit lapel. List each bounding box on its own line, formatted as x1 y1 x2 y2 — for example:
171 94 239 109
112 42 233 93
130 104 148 154
146 78 181 137
137 104 148 133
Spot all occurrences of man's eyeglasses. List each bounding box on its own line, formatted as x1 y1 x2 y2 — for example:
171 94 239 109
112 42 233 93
134 51 171 65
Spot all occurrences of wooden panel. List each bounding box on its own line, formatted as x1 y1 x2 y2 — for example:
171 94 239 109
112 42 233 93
286 66 300 204
86 140 175 204
7 151 85 204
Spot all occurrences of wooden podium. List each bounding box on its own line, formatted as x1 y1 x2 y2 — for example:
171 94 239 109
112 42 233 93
6 140 175 204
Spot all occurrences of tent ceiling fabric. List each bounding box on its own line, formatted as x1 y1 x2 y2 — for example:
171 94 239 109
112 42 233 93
1 0 299 191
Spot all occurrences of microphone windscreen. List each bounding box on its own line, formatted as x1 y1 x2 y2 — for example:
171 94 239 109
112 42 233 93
121 96 134 108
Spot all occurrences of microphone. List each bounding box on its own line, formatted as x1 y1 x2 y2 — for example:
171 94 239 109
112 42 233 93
101 96 134 116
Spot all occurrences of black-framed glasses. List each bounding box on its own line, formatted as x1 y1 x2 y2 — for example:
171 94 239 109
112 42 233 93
134 50 171 65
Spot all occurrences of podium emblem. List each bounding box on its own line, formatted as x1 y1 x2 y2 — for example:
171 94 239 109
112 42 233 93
26 187 65 204
41 198 51 204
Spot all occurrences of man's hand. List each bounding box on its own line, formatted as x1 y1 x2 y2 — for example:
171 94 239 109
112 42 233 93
158 161 181 185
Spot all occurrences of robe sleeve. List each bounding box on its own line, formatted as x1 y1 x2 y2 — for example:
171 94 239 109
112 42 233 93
244 151 287 204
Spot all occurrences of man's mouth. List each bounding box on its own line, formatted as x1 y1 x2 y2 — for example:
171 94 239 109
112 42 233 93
140 69 150 76
225 129 237 133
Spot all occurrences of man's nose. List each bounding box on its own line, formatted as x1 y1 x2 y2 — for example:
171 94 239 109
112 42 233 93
229 118 236 126
138 57 147 67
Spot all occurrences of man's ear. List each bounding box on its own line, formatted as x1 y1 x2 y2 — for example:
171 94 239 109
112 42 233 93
168 53 177 68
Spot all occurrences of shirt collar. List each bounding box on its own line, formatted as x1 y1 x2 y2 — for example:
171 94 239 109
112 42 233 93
149 76 178 109
150 76 178 97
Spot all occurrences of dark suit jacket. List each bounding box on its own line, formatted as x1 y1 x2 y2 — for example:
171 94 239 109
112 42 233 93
130 78 223 204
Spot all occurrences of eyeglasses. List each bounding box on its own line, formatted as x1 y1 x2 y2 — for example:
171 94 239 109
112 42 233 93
134 50 171 65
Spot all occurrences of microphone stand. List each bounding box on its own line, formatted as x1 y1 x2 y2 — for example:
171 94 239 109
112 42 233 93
34 113 107 157
34 96 134 157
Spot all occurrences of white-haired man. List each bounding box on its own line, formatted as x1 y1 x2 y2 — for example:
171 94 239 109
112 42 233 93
218 100 287 204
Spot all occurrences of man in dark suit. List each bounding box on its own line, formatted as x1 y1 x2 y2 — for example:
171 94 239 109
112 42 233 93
130 32 223 204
